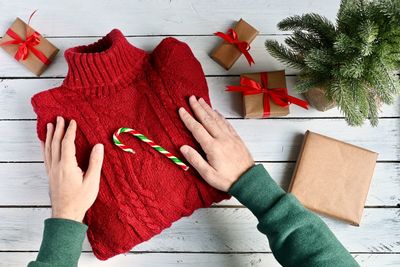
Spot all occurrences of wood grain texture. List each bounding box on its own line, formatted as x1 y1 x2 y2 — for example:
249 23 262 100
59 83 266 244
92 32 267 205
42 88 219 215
1 252 399 267
0 0 341 36
0 162 398 206
0 78 399 119
0 208 399 253
0 119 398 162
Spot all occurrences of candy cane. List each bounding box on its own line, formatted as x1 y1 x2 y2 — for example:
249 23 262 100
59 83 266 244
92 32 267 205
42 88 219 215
113 127 189 171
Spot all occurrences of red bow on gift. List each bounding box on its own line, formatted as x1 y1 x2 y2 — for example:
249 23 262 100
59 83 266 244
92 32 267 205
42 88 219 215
0 10 51 65
214 28 255 66
226 72 308 117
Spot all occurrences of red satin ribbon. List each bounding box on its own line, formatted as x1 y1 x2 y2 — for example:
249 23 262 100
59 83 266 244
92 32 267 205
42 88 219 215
214 28 255 66
226 72 308 117
0 10 51 65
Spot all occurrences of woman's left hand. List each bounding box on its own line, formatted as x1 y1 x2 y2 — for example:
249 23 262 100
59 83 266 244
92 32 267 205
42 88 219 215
41 116 104 223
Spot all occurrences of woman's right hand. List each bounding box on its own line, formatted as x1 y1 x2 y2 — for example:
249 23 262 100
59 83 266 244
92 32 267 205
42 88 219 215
178 95 255 192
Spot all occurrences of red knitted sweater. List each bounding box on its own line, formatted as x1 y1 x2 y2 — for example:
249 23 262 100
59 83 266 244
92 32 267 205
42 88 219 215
31 29 229 260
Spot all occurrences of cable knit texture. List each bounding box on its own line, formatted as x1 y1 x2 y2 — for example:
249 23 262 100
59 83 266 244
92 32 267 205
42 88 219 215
31 29 230 260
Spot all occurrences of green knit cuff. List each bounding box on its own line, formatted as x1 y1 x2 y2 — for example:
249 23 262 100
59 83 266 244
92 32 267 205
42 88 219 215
228 164 286 218
35 218 88 267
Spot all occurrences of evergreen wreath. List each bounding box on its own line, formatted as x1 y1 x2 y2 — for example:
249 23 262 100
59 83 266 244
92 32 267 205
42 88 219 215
266 0 400 126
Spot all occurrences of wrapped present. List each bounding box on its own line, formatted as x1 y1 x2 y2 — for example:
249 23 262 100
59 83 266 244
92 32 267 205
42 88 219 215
0 11 59 76
211 18 258 70
289 131 378 226
226 70 308 118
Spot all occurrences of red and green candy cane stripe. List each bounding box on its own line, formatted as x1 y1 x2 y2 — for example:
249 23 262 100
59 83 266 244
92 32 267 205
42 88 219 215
113 127 189 171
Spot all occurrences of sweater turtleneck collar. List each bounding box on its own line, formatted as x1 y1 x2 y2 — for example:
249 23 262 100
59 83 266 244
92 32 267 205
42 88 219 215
62 29 145 96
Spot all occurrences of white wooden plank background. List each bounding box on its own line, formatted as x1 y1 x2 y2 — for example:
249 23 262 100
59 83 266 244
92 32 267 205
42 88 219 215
0 0 399 266
1 253 400 267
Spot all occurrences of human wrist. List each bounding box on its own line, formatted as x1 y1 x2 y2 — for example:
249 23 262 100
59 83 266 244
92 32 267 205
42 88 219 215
52 210 85 223
228 164 286 217
226 162 255 191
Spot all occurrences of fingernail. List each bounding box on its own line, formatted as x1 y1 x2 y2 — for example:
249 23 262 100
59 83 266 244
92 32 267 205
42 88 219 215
95 144 104 154
180 145 188 153
189 95 196 101
199 97 204 103
179 107 186 113
46 123 51 130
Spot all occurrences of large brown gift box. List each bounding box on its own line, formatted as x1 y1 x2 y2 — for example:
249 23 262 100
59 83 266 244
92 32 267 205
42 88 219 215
0 17 59 76
241 70 289 118
211 18 258 70
289 131 378 226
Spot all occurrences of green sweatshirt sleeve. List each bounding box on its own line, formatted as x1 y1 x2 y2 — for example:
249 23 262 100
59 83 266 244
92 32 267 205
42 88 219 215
229 164 359 267
27 218 87 267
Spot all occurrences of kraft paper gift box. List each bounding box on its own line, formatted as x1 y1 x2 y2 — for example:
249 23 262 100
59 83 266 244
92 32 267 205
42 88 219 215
289 131 378 226
226 70 308 118
0 16 59 76
211 18 258 70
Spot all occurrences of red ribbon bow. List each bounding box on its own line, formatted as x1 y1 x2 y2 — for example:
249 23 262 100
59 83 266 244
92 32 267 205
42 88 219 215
0 10 51 65
214 28 255 66
226 72 308 117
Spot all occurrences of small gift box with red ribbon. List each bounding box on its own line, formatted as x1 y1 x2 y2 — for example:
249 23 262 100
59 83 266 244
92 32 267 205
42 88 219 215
226 70 309 118
0 11 59 76
211 19 258 70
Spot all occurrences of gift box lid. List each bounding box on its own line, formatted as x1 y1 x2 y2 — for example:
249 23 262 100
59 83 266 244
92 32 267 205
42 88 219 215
210 18 258 70
0 17 59 76
241 71 289 118
289 130 378 226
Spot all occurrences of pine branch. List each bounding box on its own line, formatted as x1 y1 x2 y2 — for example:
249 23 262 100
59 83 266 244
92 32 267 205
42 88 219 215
381 66 400 96
366 92 379 127
358 20 379 56
330 79 365 126
338 57 364 79
366 59 399 104
277 13 336 45
337 0 366 34
265 40 307 70
294 74 328 93
284 31 324 53
375 0 400 22
350 79 370 118
304 49 334 74
366 71 393 104
334 33 359 54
